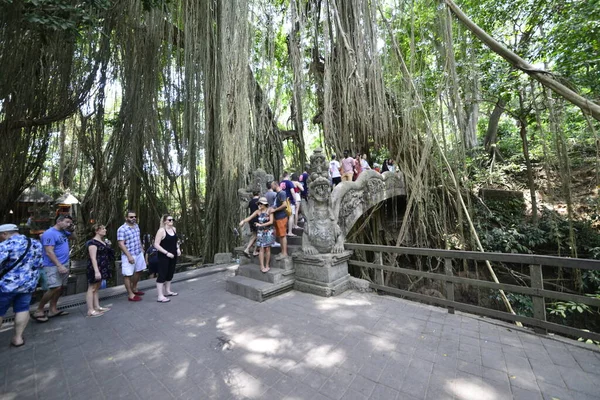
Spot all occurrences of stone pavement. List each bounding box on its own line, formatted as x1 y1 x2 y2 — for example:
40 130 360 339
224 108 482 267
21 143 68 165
1 267 600 400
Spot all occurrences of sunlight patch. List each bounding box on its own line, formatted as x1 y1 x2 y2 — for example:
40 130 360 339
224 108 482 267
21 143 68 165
316 298 372 311
245 338 281 355
217 316 235 329
448 378 500 400
174 361 190 379
305 345 345 368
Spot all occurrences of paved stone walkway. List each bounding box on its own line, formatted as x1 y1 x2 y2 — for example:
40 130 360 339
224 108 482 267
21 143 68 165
1 267 600 400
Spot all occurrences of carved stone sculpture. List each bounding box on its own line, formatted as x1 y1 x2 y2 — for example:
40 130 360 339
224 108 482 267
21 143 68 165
302 176 345 255
302 149 345 255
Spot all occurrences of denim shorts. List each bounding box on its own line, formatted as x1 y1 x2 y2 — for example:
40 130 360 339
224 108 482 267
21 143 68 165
0 292 33 316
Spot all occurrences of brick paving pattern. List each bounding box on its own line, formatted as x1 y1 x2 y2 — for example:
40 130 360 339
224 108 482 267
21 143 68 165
1 268 600 399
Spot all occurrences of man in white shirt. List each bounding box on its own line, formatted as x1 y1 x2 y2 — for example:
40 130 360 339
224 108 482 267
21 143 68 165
329 155 342 186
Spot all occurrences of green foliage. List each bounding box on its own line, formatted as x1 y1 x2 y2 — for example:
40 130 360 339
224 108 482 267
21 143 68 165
3 0 111 33
491 292 533 317
547 301 593 320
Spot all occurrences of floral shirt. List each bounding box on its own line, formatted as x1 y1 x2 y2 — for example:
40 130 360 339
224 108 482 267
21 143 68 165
0 234 43 293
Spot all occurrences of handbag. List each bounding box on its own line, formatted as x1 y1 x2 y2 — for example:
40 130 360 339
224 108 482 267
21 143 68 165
0 238 32 280
285 198 292 217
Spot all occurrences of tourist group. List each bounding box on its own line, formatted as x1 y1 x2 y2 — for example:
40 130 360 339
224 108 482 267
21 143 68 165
0 211 179 347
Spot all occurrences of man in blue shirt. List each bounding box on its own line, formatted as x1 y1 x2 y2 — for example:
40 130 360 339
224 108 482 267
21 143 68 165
32 215 73 321
270 180 289 259
0 223 43 346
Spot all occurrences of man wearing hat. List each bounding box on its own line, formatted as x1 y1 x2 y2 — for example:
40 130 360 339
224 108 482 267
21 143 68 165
0 223 43 347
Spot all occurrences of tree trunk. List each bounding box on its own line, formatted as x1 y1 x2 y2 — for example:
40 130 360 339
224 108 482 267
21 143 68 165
484 98 507 151
518 117 538 224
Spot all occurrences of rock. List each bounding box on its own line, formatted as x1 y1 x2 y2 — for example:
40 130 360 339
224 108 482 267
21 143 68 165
349 277 372 292
214 252 233 264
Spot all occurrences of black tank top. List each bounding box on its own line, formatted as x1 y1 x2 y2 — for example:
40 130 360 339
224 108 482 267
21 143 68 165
160 230 178 254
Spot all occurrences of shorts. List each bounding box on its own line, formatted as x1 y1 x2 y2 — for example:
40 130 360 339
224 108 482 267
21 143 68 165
121 252 146 277
332 177 342 186
45 265 69 289
0 292 33 315
274 217 288 238
290 205 296 216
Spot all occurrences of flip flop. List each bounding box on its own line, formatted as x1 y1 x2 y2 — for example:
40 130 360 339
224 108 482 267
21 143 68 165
166 292 178 296
48 311 69 318
262 268 270 273
31 314 49 323
157 298 171 303
10 340 25 348
95 307 111 312
86 311 103 318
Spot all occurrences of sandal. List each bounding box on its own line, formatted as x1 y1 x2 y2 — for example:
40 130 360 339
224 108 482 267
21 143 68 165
31 313 48 323
10 339 25 348
95 307 111 312
242 250 251 258
166 292 178 296
48 310 69 318
157 298 171 303
87 311 103 318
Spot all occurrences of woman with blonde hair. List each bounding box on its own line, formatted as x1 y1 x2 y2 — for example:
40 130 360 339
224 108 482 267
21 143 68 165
86 224 114 317
153 214 181 303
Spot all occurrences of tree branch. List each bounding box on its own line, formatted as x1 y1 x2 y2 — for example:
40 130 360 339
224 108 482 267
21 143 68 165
441 0 600 121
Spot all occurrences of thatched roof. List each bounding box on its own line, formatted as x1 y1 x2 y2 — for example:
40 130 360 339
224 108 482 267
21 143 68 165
55 193 79 205
17 187 52 203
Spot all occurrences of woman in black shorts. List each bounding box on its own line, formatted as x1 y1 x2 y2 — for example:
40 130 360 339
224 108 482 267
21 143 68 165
153 215 181 303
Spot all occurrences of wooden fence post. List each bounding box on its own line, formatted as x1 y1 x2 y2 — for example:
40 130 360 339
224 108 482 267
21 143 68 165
444 258 455 314
530 264 547 335
376 252 384 286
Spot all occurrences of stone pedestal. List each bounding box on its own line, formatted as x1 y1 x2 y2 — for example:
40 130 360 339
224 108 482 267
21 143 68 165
292 250 352 297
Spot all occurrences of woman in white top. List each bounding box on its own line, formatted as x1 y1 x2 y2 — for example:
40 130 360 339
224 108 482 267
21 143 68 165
360 154 371 171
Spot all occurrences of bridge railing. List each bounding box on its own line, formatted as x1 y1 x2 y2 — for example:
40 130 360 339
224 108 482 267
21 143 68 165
345 243 600 342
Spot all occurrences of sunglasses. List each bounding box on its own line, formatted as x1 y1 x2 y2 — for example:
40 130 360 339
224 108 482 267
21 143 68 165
167 218 174 221
128 216 137 219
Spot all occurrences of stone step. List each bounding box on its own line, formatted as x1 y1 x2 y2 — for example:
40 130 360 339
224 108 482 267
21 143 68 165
237 264 293 284
292 226 304 236
226 275 294 302
286 234 302 246
235 245 300 258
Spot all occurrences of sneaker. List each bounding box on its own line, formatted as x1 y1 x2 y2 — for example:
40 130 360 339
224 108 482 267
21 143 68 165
128 296 142 302
272 242 281 247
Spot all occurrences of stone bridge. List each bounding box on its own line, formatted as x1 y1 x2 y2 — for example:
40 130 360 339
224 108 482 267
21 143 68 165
330 170 406 236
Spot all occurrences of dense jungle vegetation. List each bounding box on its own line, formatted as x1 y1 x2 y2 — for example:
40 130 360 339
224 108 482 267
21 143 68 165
1 0 599 333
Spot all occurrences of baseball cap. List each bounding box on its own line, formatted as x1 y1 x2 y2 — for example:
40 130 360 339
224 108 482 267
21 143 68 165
0 224 19 233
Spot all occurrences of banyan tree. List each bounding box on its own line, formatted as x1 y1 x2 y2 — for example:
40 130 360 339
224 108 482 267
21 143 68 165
1 0 599 269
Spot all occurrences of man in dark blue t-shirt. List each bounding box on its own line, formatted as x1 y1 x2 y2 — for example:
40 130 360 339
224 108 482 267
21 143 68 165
279 172 296 206
270 180 289 259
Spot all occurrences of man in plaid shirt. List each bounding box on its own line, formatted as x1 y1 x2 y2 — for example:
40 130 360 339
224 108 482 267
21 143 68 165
117 211 146 302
